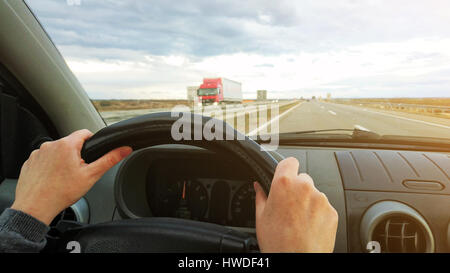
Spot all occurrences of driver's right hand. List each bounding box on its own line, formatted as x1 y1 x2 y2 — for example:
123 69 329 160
254 157 338 253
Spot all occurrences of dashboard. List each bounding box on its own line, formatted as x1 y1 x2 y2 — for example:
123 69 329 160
81 144 450 253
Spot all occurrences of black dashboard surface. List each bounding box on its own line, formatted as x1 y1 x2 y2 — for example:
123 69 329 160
103 144 450 253
336 150 450 194
335 149 450 252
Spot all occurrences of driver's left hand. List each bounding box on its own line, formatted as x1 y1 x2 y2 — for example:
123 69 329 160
11 129 132 225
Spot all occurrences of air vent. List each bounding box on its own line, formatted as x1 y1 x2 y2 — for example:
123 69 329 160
50 207 78 226
49 198 90 227
372 216 426 253
360 201 434 253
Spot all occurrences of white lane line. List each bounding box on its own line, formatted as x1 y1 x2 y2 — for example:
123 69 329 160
328 110 337 115
354 125 370 131
360 108 450 130
327 102 450 130
248 102 303 136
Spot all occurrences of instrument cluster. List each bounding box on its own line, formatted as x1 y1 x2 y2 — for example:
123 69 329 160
146 177 256 227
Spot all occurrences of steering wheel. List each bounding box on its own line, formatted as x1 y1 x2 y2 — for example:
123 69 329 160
52 112 278 253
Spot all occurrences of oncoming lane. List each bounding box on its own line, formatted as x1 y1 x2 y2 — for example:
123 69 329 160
278 101 450 139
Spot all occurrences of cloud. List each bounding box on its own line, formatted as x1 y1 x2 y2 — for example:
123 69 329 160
254 64 275 68
25 0 450 99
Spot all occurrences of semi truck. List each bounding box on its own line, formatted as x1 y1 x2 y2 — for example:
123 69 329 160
197 78 242 106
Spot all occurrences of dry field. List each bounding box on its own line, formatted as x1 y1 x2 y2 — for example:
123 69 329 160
336 97 450 106
92 99 191 112
333 97 450 119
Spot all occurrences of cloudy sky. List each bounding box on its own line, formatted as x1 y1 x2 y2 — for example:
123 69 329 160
26 0 450 99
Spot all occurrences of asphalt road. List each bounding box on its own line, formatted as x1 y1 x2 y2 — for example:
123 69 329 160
100 100 449 139
278 101 450 139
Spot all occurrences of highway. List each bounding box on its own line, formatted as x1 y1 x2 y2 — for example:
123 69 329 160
101 101 293 126
100 100 450 140
277 101 450 139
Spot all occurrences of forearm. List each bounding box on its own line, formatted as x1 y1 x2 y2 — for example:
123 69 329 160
0 208 49 253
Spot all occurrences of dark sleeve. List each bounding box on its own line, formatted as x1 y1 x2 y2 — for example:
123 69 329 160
0 208 50 253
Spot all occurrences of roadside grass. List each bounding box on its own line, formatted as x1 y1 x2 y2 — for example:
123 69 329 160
92 99 191 112
339 97 450 106
333 98 450 119
92 99 262 112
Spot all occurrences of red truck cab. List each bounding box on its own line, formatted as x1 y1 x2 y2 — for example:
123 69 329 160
197 78 223 105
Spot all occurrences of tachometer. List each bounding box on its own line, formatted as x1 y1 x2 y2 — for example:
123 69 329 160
231 183 256 227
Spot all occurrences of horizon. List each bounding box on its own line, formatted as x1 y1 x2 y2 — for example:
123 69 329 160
91 96 450 100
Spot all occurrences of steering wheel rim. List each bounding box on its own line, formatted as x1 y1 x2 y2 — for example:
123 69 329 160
56 112 279 253
81 112 277 194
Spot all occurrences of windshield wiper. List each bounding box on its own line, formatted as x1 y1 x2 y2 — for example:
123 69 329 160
278 128 381 140
257 128 450 152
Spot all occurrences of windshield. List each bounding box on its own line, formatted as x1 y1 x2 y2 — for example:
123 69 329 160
26 0 449 142
198 89 218 96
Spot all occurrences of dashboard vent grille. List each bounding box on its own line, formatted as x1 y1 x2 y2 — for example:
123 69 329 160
372 216 426 253
50 207 77 226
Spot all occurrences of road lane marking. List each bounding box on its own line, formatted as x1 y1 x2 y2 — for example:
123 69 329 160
328 110 337 115
354 125 370 131
360 108 450 130
248 102 304 136
327 102 450 130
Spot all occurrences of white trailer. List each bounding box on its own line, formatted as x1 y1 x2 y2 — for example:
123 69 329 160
221 78 242 103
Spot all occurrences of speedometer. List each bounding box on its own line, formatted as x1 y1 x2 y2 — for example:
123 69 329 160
148 179 208 221
231 183 256 227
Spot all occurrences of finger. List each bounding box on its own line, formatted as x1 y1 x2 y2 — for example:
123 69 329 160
67 129 94 150
86 146 133 181
254 181 267 221
297 173 315 187
272 157 299 185
38 140 54 149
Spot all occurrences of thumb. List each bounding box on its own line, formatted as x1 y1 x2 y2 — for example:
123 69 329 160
254 181 267 221
87 146 133 181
